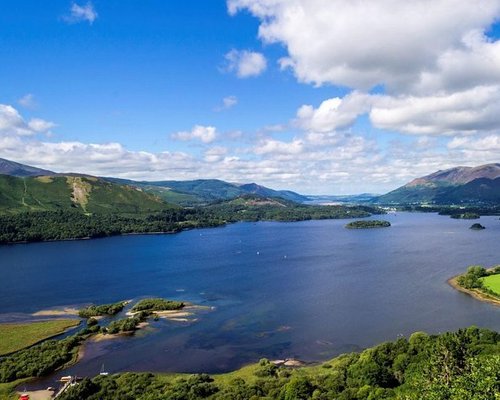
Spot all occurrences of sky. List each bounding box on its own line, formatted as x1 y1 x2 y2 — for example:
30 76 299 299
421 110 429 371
1 0 500 194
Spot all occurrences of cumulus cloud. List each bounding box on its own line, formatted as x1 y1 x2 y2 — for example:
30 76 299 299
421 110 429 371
412 30 500 94
28 118 57 133
228 0 500 140
224 49 267 78
295 92 373 132
254 138 304 156
215 95 238 111
171 125 217 143
0 104 55 136
370 85 500 135
204 146 228 163
448 135 500 151
228 0 500 91
18 94 36 109
64 1 98 24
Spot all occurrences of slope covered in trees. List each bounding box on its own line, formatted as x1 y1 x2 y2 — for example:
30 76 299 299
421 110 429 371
56 326 500 400
0 197 383 244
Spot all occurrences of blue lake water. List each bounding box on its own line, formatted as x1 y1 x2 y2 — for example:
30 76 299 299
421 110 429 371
1 212 499 386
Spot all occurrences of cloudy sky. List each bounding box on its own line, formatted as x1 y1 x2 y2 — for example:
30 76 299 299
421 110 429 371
1 1 499 194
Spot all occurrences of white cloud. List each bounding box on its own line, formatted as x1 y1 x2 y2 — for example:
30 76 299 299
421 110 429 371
412 30 500 94
370 85 500 135
448 135 500 151
28 118 57 133
64 2 98 24
171 125 217 143
204 146 228 163
295 92 373 132
228 0 500 91
215 95 238 111
224 49 267 78
254 138 304 156
0 104 55 136
18 94 36 109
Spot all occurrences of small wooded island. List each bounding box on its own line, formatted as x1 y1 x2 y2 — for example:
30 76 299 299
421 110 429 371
470 223 486 230
345 220 391 229
450 212 480 219
449 265 500 306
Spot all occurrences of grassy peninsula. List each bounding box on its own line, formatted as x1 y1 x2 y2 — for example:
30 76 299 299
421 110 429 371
0 297 188 387
345 220 391 229
0 319 80 356
450 265 500 306
0 324 101 385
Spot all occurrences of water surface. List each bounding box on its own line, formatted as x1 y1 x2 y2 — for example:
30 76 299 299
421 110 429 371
1 212 499 386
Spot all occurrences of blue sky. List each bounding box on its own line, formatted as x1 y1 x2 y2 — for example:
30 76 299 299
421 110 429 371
1 1 499 194
1 1 338 150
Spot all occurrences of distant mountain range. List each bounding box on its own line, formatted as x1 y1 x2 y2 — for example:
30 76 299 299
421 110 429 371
0 158 307 212
102 178 307 205
0 157 56 177
1 157 498 210
377 163 500 205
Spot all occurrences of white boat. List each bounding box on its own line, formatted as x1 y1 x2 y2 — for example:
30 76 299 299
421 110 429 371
99 364 109 376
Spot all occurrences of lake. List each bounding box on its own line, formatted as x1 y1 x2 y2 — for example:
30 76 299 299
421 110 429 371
1 212 499 387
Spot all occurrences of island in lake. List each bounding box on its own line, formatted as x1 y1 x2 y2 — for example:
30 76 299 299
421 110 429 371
470 223 486 230
345 220 391 229
450 212 480 219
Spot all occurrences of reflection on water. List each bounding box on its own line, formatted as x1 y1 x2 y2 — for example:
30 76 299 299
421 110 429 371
1 213 499 389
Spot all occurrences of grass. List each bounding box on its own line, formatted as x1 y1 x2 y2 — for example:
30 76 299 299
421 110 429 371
0 379 30 400
481 274 500 296
0 319 80 356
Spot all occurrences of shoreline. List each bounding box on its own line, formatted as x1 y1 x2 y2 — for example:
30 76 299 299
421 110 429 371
0 210 385 246
447 275 500 307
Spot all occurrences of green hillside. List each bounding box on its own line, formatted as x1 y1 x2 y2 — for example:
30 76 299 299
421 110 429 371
106 178 308 206
0 175 170 214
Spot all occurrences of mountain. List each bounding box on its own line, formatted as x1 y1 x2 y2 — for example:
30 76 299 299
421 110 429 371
237 183 306 203
0 157 309 212
377 163 500 205
0 174 170 214
405 163 500 187
0 157 56 177
105 178 308 205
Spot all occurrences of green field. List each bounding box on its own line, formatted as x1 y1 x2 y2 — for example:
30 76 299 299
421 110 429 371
0 319 80 356
480 274 500 296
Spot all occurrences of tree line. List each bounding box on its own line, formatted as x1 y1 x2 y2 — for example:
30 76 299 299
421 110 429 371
0 200 383 244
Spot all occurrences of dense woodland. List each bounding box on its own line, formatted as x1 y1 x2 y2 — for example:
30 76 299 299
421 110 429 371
131 298 185 312
0 326 99 383
345 220 391 229
0 198 382 244
78 301 127 318
55 327 500 400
